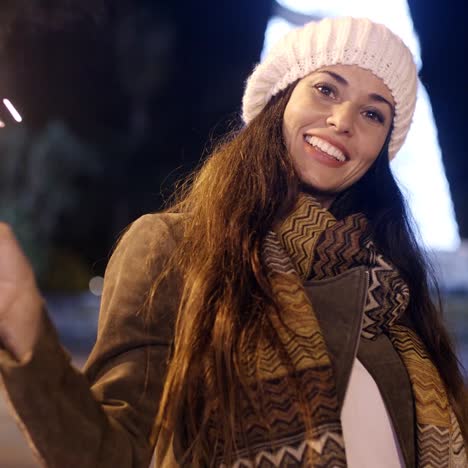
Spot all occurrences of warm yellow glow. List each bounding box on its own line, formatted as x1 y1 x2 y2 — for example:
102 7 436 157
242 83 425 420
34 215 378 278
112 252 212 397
3 99 22 122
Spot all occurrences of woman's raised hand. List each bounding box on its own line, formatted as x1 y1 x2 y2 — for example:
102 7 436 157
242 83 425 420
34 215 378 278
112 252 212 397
0 223 44 362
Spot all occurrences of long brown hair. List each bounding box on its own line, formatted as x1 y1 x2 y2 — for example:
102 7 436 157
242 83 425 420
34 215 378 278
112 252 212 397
143 83 468 465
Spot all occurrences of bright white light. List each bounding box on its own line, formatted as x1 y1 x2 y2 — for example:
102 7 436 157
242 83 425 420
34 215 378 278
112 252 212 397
0 121 5 128
3 99 22 122
261 16 297 61
89 276 104 296
261 1 460 251
391 84 459 251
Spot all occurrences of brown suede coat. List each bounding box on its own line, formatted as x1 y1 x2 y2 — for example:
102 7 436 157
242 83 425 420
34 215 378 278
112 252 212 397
0 213 416 467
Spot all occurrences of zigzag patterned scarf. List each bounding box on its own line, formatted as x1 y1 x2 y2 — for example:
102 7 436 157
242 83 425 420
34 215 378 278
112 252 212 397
223 193 466 467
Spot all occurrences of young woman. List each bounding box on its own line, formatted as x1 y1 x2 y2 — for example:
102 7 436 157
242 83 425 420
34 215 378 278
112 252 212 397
0 16 467 468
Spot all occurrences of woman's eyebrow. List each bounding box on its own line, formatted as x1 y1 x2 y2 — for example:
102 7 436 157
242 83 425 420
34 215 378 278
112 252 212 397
369 93 395 115
319 70 348 85
318 70 395 114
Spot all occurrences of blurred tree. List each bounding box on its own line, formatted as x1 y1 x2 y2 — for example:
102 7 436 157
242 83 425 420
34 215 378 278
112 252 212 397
115 3 176 145
0 0 107 37
0 122 100 283
0 0 273 290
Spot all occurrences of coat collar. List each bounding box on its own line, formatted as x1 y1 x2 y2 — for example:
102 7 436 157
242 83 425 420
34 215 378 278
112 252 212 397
305 265 415 467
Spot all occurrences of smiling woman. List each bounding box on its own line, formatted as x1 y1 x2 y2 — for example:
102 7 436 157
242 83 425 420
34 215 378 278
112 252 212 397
0 15 467 468
264 2 460 251
282 65 394 205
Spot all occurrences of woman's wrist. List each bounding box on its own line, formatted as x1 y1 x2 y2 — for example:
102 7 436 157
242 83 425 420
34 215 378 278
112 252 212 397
0 287 44 362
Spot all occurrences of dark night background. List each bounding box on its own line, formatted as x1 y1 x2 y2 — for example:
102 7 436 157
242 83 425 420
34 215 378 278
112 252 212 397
0 0 466 290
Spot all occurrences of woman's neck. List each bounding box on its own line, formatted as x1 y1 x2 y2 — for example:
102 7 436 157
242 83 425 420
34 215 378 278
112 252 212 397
299 184 337 210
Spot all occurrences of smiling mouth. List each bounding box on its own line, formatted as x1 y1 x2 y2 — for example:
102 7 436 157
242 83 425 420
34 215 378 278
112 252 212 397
304 135 347 162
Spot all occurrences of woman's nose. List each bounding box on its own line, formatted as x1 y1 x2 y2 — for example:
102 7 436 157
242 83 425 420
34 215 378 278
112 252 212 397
326 102 355 135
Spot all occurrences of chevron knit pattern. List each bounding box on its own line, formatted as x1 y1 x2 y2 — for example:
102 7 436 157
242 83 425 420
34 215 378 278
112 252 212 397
210 192 466 467
389 325 468 466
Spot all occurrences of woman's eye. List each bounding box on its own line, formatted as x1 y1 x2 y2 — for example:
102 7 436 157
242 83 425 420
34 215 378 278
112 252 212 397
315 84 336 98
364 110 385 124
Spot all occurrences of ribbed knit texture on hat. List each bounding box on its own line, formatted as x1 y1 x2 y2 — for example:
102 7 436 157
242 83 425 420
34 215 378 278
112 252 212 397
242 17 418 160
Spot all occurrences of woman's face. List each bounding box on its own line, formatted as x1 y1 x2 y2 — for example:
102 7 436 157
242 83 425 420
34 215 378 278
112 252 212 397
283 64 394 207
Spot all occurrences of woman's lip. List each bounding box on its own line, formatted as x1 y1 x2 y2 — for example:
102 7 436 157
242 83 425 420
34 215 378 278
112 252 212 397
302 139 347 168
304 134 350 160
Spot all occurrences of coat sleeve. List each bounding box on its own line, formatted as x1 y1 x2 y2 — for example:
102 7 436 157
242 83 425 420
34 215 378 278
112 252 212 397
0 213 182 468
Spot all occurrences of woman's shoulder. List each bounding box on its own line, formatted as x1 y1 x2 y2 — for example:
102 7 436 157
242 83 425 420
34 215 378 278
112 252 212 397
103 212 189 294
113 212 188 261
121 212 188 246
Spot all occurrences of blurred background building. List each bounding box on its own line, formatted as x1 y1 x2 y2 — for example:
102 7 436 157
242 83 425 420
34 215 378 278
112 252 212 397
0 0 467 465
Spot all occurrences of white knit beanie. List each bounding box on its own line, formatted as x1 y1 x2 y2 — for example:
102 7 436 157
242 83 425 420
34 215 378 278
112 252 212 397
242 17 418 160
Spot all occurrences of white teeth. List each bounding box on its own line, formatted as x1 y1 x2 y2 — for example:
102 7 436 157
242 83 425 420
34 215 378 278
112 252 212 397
304 135 346 162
